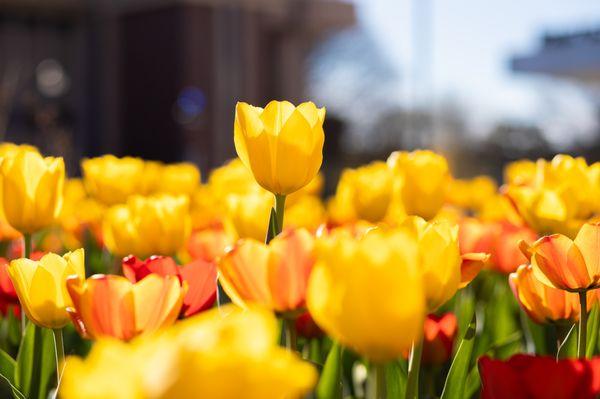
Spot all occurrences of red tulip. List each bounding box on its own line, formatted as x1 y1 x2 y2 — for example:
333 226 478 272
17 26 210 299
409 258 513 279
122 255 216 317
479 354 600 399
295 312 323 339
422 313 457 365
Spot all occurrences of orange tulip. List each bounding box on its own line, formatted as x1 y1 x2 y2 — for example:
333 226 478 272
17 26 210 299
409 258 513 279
218 228 314 312
66 274 185 341
122 255 217 318
510 264 583 324
187 223 234 263
422 313 458 365
460 218 537 274
520 222 600 292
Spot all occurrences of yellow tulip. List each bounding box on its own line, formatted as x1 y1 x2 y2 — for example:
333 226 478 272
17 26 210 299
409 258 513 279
0 149 65 234
331 162 394 223
155 162 201 196
387 150 450 220
505 155 599 237
234 100 325 195
8 249 85 328
307 228 425 362
60 305 317 399
0 143 39 240
504 159 536 186
225 191 273 241
81 155 145 205
400 216 463 311
208 158 264 198
285 195 326 231
103 195 191 258
446 175 497 212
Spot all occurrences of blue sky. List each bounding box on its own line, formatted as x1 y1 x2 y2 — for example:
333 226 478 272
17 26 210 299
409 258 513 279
352 0 600 144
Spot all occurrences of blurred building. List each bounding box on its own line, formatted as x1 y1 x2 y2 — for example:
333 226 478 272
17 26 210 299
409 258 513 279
0 0 355 171
511 28 600 84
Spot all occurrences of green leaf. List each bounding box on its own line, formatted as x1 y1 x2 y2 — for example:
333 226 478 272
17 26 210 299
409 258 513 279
454 288 475 346
15 323 56 399
316 341 343 399
0 348 25 399
464 366 480 399
265 208 278 244
556 324 577 359
587 303 600 358
440 313 476 399
385 360 407 398
521 313 547 355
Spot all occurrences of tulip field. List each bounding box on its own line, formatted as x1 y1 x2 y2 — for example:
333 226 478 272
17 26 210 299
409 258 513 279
0 100 599 398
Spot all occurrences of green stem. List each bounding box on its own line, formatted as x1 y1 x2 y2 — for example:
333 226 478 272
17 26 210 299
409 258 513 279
406 338 423 399
24 233 32 259
578 290 588 358
308 338 321 364
274 194 286 234
53 328 65 388
367 363 386 399
283 317 297 351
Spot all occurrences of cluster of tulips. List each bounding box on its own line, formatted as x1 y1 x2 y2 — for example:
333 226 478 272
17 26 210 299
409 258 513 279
0 100 598 398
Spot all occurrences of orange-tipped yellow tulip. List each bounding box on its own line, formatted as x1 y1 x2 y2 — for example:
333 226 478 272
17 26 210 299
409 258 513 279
505 155 599 237
0 149 65 234
103 194 191 258
66 273 184 341
520 222 600 292
504 159 537 186
234 100 325 195
8 249 85 328
401 216 482 311
510 264 583 324
387 150 450 220
219 229 314 312
81 155 145 205
60 305 317 399
307 228 425 362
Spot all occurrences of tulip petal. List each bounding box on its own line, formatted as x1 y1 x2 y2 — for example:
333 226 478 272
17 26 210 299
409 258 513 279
218 240 272 308
133 274 183 334
574 223 600 286
531 235 590 291
459 252 488 288
180 259 217 317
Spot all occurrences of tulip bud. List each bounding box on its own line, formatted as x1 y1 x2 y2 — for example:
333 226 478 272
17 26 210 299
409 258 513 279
8 249 85 328
0 149 65 234
234 100 325 195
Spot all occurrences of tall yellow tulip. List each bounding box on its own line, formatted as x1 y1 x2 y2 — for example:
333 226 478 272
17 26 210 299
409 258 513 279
103 195 191 258
307 228 425 362
387 150 450 220
60 305 317 399
234 100 325 195
0 149 65 234
8 249 85 328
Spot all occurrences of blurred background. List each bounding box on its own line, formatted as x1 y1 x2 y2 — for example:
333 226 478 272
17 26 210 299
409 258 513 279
1 0 600 193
